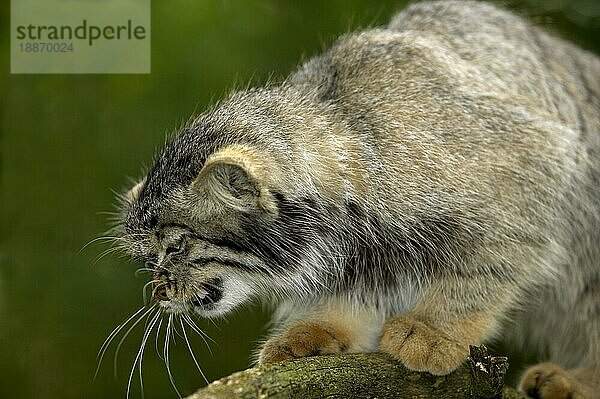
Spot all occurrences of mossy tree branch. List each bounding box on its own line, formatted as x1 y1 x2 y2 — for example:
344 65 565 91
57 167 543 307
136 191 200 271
187 346 530 399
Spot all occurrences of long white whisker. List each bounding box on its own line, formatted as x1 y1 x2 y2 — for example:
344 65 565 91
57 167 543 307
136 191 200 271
93 246 123 266
171 317 185 340
139 310 163 395
164 314 182 398
183 314 215 354
113 304 157 378
94 305 146 380
142 280 160 304
180 318 209 384
135 268 156 276
155 315 164 361
126 309 161 399
79 235 124 255
182 313 211 340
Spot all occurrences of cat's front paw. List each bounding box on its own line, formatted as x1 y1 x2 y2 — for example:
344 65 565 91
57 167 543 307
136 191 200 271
259 321 350 364
379 315 468 375
519 363 595 399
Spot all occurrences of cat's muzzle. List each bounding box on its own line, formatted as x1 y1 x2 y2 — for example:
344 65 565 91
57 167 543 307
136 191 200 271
151 274 224 311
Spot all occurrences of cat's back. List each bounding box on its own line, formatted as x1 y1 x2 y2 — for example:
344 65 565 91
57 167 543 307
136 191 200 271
292 0 599 138
283 0 599 257
389 0 599 134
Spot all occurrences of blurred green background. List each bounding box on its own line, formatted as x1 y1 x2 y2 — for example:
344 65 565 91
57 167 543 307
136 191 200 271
0 1 598 398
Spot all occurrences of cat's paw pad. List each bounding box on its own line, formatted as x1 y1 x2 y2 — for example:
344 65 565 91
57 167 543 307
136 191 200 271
379 315 468 375
519 363 591 399
259 321 349 364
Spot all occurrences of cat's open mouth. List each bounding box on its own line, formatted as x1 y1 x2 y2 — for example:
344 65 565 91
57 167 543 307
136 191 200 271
155 273 251 317
191 277 223 309
153 274 225 314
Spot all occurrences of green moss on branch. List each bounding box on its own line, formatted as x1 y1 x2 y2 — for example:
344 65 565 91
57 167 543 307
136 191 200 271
187 346 529 399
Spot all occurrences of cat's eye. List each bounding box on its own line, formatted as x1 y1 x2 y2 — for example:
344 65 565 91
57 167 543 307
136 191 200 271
165 237 185 255
165 245 180 255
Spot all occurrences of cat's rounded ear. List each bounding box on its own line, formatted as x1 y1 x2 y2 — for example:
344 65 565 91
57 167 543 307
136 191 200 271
192 145 277 214
122 177 146 205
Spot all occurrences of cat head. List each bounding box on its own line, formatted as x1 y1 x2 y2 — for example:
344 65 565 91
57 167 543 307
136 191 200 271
120 137 282 316
116 96 339 317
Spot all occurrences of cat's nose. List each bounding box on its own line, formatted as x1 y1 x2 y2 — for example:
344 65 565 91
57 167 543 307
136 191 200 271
152 272 171 301
153 281 169 301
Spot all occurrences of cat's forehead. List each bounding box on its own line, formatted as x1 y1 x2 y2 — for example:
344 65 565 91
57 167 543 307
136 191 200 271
123 123 220 233
151 130 208 186
121 97 269 235
123 191 159 233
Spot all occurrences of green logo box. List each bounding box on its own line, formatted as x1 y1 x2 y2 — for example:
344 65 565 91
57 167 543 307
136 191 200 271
11 0 151 74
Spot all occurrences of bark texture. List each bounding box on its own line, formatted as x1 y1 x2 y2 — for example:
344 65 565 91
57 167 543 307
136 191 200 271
187 346 529 399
